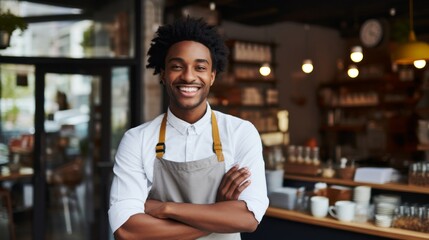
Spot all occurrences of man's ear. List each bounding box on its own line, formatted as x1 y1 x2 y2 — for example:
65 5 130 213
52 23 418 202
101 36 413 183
160 70 165 85
210 70 216 86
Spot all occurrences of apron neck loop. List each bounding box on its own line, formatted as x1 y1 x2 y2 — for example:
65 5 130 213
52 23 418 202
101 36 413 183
156 111 224 162
211 111 224 162
156 113 167 158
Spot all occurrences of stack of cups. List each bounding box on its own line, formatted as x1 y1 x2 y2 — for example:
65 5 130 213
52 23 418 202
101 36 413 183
353 186 372 223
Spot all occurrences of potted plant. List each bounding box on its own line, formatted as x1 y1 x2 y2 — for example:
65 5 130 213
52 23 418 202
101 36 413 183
0 10 27 49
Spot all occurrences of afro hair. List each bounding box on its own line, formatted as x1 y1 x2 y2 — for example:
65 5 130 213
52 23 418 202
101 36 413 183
146 17 229 76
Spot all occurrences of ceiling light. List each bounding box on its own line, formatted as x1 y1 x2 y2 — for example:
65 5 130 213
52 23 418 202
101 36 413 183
347 65 359 78
259 63 271 76
414 60 426 69
391 0 429 65
209 2 216 11
302 59 313 74
350 46 363 63
389 8 396 16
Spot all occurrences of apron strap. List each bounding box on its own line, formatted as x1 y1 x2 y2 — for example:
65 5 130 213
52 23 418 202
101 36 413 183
156 113 167 158
155 111 224 162
211 111 224 162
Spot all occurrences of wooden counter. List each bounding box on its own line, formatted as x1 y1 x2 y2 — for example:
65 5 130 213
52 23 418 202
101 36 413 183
0 167 33 181
265 207 429 240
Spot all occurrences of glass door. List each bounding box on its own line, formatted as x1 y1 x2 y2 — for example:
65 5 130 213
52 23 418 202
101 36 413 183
38 67 130 240
43 72 101 240
0 63 131 240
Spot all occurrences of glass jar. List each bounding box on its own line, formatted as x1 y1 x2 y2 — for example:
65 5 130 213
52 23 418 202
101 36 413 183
354 203 369 223
408 163 417 185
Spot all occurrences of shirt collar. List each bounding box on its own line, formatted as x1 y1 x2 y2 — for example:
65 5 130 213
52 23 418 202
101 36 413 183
167 103 212 135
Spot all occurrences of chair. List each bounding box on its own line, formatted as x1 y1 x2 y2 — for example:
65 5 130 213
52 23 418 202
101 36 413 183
0 188 15 240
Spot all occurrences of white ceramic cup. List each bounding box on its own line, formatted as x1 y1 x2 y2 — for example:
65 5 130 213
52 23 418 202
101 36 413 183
329 200 356 222
265 169 284 194
310 196 329 218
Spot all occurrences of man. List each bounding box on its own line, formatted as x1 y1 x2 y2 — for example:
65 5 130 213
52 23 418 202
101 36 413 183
109 17 269 239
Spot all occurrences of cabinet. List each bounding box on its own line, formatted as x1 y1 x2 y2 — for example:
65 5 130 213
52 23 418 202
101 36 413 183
260 174 429 240
209 39 281 133
316 74 422 170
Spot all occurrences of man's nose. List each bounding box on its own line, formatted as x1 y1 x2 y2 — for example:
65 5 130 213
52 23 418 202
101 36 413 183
182 67 196 81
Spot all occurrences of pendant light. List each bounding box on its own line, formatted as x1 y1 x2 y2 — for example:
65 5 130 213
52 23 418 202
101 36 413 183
347 65 359 78
350 46 363 63
302 25 313 74
391 0 429 67
302 59 314 73
259 63 271 76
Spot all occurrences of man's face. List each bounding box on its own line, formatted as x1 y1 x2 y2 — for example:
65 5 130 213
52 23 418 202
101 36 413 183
161 41 216 112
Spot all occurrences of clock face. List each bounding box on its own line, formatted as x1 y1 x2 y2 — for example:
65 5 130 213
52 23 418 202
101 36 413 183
360 19 383 48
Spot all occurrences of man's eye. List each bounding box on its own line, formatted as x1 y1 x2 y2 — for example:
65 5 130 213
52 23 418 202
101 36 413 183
196 66 207 71
171 65 182 70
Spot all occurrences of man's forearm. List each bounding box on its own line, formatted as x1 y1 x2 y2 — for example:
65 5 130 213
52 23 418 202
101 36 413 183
162 200 258 233
114 213 209 240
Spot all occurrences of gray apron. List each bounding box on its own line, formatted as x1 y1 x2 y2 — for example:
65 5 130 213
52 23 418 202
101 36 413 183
148 111 241 240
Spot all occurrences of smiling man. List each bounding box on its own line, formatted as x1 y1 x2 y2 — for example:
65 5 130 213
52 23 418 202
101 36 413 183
108 17 269 240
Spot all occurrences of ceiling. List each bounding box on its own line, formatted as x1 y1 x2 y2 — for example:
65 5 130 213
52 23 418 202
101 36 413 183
165 0 429 38
21 0 429 38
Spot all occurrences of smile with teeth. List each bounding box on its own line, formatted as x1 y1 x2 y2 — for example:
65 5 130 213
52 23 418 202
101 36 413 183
178 86 199 92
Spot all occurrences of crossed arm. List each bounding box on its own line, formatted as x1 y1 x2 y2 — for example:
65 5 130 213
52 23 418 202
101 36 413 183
114 166 256 240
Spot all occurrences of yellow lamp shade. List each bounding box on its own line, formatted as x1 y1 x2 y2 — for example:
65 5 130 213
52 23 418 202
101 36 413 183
391 32 429 64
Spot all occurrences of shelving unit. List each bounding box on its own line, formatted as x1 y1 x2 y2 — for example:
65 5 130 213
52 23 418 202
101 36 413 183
265 207 429 240
274 173 429 238
210 39 281 133
317 75 422 166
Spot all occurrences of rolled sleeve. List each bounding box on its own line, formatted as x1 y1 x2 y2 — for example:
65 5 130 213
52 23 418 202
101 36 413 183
108 199 145 232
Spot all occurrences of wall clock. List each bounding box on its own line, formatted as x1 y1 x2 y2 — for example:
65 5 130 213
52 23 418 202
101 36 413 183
360 19 384 48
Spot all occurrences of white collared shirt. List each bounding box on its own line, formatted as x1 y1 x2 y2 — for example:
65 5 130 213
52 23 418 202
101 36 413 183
108 103 269 232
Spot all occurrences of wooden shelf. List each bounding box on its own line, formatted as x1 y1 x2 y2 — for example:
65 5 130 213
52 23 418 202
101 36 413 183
265 207 429 240
320 124 366 132
284 174 429 194
417 144 429 151
0 167 33 181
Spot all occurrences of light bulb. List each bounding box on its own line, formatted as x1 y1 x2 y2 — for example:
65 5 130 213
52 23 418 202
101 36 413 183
209 2 216 11
350 46 363 63
347 65 359 78
302 59 313 73
259 63 271 76
414 60 426 69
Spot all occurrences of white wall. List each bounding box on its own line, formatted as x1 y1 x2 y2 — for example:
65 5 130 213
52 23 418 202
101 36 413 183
221 21 345 145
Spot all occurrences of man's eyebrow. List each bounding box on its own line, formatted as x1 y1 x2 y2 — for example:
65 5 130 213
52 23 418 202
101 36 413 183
167 57 184 63
167 57 209 64
195 59 209 64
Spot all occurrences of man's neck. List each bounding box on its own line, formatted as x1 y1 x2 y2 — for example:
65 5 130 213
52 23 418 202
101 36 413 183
169 105 207 124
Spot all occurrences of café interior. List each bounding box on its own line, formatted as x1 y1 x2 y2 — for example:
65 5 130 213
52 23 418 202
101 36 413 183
1 0 429 239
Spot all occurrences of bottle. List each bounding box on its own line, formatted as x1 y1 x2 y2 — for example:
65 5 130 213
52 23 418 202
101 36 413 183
304 146 312 165
287 145 296 163
312 147 320 166
296 146 304 164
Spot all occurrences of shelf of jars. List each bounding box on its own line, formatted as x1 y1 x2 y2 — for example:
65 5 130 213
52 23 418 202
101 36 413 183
265 207 429 240
283 174 429 194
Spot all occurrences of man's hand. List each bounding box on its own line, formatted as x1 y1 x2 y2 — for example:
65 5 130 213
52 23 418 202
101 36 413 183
216 165 251 201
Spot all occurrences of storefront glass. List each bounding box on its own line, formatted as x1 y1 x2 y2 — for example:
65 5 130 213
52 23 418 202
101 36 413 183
0 1 135 58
